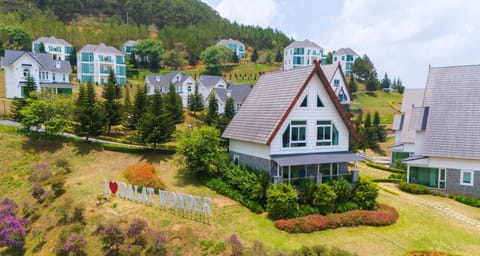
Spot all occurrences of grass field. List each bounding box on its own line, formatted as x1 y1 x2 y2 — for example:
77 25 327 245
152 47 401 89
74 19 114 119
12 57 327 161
1 126 479 255
350 90 403 126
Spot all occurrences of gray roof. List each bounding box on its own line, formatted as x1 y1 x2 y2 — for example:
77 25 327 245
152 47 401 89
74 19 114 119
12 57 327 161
222 63 358 144
122 40 139 47
421 65 480 160
1 50 71 73
333 48 359 57
398 88 425 143
212 84 252 104
271 151 362 166
285 39 323 50
145 71 183 87
217 39 244 46
199 75 227 87
78 43 123 55
33 36 72 46
392 114 404 131
320 63 338 81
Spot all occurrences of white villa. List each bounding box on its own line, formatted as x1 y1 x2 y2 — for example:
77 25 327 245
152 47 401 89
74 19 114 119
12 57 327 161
283 39 324 71
144 71 196 108
321 63 352 108
394 65 480 198
77 43 126 85
121 40 139 56
32 36 73 61
332 48 359 77
208 84 252 114
216 39 245 58
198 75 228 102
1 50 73 98
222 61 361 186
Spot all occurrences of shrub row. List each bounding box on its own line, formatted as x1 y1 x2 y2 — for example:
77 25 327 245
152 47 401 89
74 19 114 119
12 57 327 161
372 178 402 184
222 164 269 203
205 178 264 214
103 143 176 154
451 195 480 208
275 204 399 233
365 161 406 174
398 182 430 194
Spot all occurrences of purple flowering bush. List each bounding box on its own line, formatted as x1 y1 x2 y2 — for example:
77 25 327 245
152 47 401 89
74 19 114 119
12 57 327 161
0 198 27 252
146 229 167 255
64 233 87 255
230 234 243 256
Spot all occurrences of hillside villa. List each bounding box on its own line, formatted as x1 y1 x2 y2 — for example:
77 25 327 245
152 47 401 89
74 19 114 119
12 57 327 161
321 63 352 108
198 75 228 102
77 43 126 85
332 48 359 77
222 61 361 186
216 39 246 58
283 39 324 71
32 36 73 61
394 65 480 197
144 71 196 108
1 50 73 98
121 40 139 56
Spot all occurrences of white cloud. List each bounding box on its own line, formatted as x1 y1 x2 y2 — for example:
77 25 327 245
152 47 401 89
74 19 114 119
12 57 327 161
215 0 285 28
323 0 480 87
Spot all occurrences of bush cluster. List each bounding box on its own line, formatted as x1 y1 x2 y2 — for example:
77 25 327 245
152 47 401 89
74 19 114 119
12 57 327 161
123 162 165 190
398 182 430 194
289 245 358 256
0 198 28 253
222 164 268 203
365 161 406 174
205 178 264 213
266 183 299 220
275 204 399 233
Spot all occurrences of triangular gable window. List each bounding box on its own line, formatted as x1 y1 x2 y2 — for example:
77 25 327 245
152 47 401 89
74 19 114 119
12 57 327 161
300 95 308 107
317 95 324 107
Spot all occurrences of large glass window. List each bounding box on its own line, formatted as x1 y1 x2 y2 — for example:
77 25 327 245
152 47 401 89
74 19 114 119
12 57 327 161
409 166 439 188
293 56 304 65
294 48 304 55
116 55 125 64
316 121 339 146
81 52 93 62
346 55 354 61
282 121 307 148
81 63 94 74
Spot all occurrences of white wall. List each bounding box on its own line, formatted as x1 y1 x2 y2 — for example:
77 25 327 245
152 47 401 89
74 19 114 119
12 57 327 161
4 54 41 98
420 156 480 170
330 69 350 104
180 76 196 107
270 74 350 155
230 139 271 159
199 79 228 102
283 46 323 70
414 131 426 156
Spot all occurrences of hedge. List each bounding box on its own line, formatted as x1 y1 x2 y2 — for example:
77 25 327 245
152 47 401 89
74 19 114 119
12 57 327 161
398 182 430 194
372 178 402 184
205 178 264 213
450 195 480 208
102 143 175 154
275 204 399 233
365 161 406 174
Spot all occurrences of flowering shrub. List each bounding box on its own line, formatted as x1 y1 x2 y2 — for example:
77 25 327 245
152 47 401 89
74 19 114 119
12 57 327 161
146 229 167 255
29 162 53 183
64 233 87 255
0 198 27 252
97 223 125 255
127 218 148 246
275 204 399 233
230 234 243 256
123 162 165 190
31 182 46 202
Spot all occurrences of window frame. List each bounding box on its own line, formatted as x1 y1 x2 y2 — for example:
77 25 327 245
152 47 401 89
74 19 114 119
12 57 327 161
460 170 474 186
316 120 339 146
282 120 307 148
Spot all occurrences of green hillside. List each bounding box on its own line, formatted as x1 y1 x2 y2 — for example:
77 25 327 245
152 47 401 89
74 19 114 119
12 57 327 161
351 90 403 127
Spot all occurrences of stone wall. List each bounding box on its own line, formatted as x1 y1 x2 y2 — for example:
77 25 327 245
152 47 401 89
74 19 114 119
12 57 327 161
229 151 273 174
446 169 480 197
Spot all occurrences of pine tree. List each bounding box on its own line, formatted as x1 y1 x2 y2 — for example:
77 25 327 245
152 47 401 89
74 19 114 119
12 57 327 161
373 111 386 142
131 84 147 129
11 74 37 122
137 90 175 151
164 83 184 124
275 48 283 63
123 88 133 128
348 73 357 93
73 81 105 142
24 74 37 97
232 51 239 64
205 94 218 126
39 42 46 53
251 49 259 63
102 68 122 133
381 73 391 90
224 96 235 121
187 84 204 116
68 46 77 68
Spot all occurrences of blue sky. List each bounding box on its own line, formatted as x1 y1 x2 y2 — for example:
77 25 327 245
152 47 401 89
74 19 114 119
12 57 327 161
201 0 480 88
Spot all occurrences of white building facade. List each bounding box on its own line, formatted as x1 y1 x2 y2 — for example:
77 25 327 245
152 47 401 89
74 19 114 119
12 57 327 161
332 48 359 77
32 36 73 61
77 43 126 85
283 40 324 70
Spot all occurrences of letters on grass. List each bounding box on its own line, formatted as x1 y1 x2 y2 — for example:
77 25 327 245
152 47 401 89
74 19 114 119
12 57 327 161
104 179 212 221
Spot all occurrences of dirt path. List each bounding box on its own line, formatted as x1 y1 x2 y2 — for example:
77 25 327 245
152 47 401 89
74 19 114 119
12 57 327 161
380 183 480 232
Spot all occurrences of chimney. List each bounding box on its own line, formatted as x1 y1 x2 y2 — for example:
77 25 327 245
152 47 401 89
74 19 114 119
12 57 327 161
55 61 61 69
226 90 232 98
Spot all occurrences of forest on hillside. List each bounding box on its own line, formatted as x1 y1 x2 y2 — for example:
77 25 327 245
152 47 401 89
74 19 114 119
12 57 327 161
0 0 292 64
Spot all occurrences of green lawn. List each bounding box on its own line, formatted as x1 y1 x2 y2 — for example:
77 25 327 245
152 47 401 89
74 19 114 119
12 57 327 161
1 126 479 255
351 90 403 126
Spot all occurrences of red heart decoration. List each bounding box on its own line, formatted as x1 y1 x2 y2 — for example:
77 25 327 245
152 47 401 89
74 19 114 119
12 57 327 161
109 181 118 195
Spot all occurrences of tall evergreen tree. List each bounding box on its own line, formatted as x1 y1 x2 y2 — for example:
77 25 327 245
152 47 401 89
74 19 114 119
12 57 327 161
39 42 46 53
224 97 235 121
205 94 218 126
373 111 386 143
131 84 147 129
24 74 37 97
381 73 391 90
102 68 122 133
275 48 283 63
123 87 133 127
251 49 259 62
187 84 204 116
73 81 105 142
232 51 239 64
348 73 357 93
164 83 184 124
11 74 37 122
137 90 175 150
68 46 77 68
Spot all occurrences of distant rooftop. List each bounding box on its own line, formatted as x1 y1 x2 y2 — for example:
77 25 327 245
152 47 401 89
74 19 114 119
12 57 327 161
217 39 244 46
78 43 123 55
285 39 324 50
1 50 72 73
333 48 359 56
33 36 72 46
